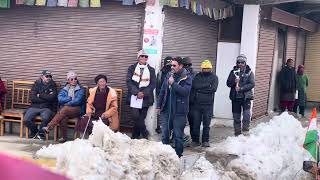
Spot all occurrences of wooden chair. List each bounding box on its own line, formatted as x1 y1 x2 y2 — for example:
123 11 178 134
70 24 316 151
1 80 33 137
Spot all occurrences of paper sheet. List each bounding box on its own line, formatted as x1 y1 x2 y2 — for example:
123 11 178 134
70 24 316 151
130 95 143 109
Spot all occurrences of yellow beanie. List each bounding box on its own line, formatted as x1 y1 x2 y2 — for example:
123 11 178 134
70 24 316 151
201 60 212 69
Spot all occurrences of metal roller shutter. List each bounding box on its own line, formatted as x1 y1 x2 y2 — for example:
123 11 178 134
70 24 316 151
0 3 144 127
295 30 306 67
305 31 320 102
252 21 276 118
162 7 218 73
286 27 297 62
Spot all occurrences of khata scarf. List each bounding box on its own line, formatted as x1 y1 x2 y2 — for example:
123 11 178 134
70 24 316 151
132 63 150 88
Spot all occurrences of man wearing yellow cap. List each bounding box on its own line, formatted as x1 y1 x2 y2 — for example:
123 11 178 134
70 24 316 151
189 60 218 147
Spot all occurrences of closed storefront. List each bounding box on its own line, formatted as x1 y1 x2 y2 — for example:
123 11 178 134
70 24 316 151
286 27 297 62
305 31 320 102
0 2 144 127
162 7 218 72
253 21 276 118
295 30 306 67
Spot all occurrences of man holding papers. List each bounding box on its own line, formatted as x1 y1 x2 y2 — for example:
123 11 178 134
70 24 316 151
127 49 156 139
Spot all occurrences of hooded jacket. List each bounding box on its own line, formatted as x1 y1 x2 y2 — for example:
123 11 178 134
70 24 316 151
226 65 255 101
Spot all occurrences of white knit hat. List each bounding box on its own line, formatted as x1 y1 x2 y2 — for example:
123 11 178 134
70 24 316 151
137 49 148 59
67 71 77 80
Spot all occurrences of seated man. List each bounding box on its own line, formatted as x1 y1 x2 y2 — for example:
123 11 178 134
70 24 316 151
42 71 85 143
24 70 57 140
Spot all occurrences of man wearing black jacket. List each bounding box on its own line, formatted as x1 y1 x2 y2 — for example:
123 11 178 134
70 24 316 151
24 70 57 140
190 60 218 147
127 49 156 139
227 54 255 136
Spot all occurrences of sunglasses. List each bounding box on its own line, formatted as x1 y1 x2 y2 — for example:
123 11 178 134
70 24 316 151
45 75 52 78
140 55 148 58
237 61 245 65
69 78 77 81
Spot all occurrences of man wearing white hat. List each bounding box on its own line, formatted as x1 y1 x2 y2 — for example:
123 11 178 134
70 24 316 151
126 49 156 139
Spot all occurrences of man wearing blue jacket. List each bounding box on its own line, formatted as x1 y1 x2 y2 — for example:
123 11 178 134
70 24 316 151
43 71 85 143
157 57 192 157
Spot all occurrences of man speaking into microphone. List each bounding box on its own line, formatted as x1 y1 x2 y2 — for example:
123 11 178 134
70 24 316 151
156 57 192 158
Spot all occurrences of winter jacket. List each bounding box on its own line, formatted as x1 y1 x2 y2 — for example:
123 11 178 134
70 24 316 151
156 69 170 97
0 79 7 112
279 66 297 93
296 74 308 106
86 86 119 131
126 63 156 108
58 84 86 115
190 72 218 105
157 68 192 116
226 65 255 101
30 79 57 109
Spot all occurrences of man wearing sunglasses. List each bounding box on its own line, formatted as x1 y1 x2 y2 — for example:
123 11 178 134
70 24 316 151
42 71 85 143
24 70 57 140
127 49 156 139
157 57 192 157
227 54 255 136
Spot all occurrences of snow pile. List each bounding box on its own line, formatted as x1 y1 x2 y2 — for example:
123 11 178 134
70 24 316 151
37 120 180 180
180 156 239 180
212 112 310 180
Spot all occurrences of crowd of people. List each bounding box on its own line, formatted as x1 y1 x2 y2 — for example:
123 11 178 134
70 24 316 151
0 50 309 157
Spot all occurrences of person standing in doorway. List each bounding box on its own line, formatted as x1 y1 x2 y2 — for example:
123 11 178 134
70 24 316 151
293 65 308 117
127 49 156 139
157 57 192 157
190 60 218 147
279 58 297 112
227 54 255 136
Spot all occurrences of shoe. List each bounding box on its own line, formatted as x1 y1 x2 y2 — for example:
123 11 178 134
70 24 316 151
37 134 46 141
42 127 49 134
202 142 210 147
30 132 39 139
58 138 67 143
242 131 250 136
191 141 201 147
235 132 242 136
142 131 149 140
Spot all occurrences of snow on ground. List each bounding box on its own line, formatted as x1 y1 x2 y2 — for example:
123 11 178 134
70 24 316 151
207 112 311 180
37 112 313 180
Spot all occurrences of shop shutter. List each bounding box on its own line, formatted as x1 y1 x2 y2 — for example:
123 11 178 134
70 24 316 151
0 2 144 128
286 27 297 62
305 31 320 102
252 21 276 118
162 7 218 73
295 30 306 67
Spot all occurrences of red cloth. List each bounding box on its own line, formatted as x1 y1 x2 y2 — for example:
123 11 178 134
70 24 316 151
0 153 69 180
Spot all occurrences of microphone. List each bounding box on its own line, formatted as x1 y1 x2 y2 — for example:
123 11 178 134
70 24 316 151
169 69 174 89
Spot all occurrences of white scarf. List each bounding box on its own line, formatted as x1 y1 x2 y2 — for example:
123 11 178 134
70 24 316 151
132 63 150 88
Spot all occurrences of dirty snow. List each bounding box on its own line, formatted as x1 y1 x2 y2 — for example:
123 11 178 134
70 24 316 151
37 112 313 180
